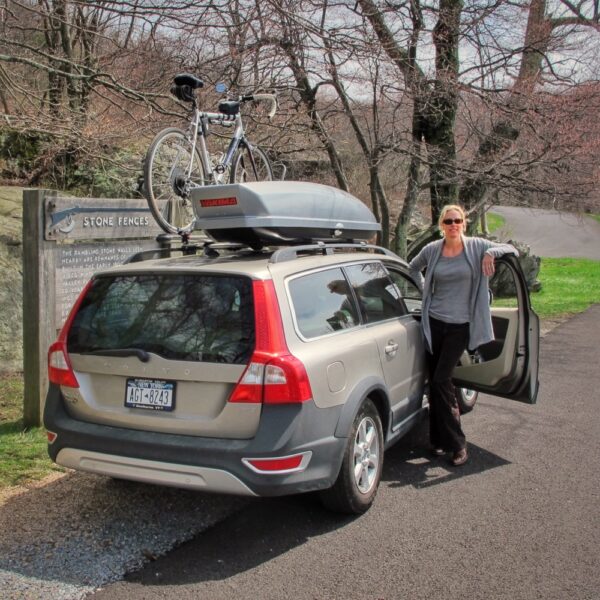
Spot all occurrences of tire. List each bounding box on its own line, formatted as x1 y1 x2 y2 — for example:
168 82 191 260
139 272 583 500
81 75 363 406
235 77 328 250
230 144 273 183
319 399 384 515
143 127 205 234
456 387 479 415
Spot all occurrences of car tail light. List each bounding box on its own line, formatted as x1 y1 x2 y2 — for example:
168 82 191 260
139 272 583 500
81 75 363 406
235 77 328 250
228 280 313 404
242 451 312 474
47 279 93 389
48 342 79 388
47 431 58 444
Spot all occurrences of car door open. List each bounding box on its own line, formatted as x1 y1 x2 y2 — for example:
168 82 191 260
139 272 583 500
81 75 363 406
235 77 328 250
451 255 540 404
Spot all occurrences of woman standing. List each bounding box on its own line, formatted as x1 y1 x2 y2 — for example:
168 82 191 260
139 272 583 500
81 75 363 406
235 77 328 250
409 205 518 466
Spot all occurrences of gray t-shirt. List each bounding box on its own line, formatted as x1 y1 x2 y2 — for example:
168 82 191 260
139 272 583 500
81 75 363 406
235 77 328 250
429 252 472 324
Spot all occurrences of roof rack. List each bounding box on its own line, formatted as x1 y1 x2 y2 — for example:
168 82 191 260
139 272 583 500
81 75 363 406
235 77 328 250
269 242 397 264
124 241 251 264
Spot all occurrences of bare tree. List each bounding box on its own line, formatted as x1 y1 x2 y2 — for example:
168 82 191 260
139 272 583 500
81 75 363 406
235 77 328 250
460 0 600 225
350 0 599 246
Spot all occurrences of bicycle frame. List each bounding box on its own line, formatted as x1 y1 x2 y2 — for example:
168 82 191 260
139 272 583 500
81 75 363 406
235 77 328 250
186 108 249 185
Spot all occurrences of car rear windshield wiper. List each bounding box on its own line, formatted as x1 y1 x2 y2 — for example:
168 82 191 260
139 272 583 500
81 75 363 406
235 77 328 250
80 348 151 363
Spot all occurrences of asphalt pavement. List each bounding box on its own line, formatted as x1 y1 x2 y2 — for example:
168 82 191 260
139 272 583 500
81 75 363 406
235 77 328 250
492 206 600 259
89 304 600 600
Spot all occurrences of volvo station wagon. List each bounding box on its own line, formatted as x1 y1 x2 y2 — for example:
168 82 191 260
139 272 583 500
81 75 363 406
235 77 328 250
44 182 539 513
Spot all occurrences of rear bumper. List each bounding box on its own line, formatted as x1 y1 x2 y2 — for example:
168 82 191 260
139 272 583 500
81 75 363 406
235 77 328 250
55 448 258 495
44 384 346 497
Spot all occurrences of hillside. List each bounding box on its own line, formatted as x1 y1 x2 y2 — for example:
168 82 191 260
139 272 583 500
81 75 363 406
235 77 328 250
0 186 23 372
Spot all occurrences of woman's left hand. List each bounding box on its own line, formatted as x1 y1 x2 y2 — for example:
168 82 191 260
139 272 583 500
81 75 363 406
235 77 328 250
482 253 495 277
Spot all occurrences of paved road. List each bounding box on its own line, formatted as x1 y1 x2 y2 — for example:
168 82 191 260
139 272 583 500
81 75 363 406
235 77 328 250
493 206 600 259
90 305 600 600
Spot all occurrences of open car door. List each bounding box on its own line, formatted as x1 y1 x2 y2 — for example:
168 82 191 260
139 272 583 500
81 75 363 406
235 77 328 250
452 255 540 404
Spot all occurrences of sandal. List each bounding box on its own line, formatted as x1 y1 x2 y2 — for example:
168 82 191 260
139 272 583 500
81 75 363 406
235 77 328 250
451 448 468 466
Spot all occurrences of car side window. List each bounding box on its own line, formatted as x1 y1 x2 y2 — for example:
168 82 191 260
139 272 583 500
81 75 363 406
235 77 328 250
345 262 405 323
386 268 423 314
288 268 360 338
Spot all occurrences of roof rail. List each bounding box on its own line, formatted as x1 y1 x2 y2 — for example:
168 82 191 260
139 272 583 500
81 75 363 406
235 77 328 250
269 242 397 264
124 241 249 264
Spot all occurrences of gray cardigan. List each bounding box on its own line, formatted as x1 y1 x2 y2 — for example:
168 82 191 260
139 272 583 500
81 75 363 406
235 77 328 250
408 236 518 353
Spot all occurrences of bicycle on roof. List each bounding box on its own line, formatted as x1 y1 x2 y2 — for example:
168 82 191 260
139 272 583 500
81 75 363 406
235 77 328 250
142 73 277 235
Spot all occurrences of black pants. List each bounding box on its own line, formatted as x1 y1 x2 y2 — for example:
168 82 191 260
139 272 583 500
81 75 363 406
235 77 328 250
427 316 469 452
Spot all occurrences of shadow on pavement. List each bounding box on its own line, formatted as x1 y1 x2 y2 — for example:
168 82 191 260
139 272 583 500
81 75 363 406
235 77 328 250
381 417 511 490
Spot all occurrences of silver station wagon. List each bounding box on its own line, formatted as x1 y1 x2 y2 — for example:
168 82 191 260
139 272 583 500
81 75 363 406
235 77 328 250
44 182 539 514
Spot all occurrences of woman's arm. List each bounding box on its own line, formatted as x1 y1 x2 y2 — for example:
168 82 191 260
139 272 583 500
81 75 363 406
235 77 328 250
483 239 519 258
480 239 518 277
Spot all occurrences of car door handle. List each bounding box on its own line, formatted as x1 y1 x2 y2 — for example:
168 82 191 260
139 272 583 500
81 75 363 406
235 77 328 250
385 341 399 356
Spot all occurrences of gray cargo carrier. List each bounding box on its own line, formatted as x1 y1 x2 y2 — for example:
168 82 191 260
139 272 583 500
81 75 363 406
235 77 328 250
190 181 380 248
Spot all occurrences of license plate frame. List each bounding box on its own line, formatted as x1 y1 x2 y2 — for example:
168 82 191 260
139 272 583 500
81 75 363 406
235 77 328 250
125 378 176 412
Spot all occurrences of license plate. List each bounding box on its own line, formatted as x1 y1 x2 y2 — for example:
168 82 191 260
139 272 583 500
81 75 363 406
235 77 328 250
125 378 176 411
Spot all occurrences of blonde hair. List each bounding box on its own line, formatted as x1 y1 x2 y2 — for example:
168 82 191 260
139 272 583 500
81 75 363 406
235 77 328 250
438 204 467 235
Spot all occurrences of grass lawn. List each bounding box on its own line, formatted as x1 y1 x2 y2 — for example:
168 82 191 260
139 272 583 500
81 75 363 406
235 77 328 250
486 212 505 233
0 375 63 488
530 258 600 319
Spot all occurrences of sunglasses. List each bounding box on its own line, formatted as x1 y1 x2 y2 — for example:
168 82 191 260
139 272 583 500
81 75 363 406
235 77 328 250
442 218 463 225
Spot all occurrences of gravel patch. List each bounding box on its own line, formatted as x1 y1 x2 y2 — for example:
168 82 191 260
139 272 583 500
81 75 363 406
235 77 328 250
0 471 246 599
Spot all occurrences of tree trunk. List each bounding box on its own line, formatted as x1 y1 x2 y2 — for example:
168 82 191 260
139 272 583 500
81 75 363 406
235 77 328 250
395 108 424 259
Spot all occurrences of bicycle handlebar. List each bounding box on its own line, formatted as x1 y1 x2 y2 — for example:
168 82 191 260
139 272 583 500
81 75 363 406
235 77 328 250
242 94 278 119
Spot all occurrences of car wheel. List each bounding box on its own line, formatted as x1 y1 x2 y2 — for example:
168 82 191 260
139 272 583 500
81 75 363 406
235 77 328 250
456 387 479 414
319 399 384 515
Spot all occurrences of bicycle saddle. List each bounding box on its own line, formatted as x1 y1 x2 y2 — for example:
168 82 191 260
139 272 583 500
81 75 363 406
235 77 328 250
218 100 240 116
173 73 204 89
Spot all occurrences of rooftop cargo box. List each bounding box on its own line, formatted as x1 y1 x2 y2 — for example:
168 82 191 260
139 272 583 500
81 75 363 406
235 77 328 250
190 181 380 248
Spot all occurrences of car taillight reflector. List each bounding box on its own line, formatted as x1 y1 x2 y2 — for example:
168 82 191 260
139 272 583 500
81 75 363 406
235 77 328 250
228 280 313 405
242 452 311 473
47 431 58 444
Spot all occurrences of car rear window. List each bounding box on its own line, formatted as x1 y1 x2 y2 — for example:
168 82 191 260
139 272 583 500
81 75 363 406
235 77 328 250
67 274 254 364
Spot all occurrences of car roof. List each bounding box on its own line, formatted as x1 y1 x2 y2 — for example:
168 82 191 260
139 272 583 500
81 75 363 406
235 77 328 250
93 246 409 281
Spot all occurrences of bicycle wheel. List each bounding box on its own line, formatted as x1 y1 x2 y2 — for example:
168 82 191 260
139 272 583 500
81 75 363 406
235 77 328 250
230 144 273 183
144 127 205 234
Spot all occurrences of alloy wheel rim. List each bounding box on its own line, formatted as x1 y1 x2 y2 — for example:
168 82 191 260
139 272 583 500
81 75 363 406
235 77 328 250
462 388 477 403
353 416 380 494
